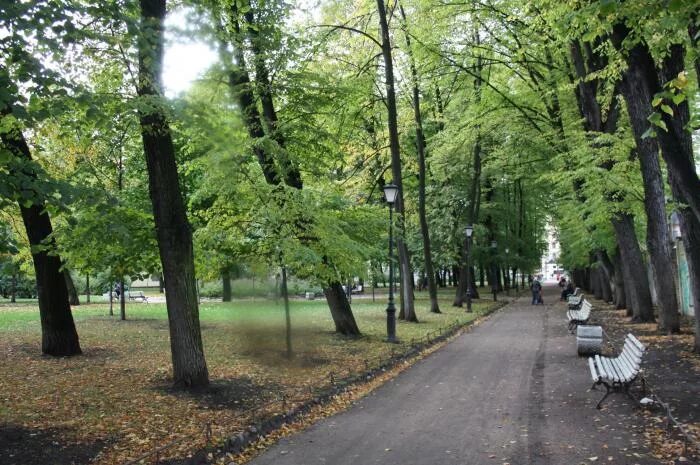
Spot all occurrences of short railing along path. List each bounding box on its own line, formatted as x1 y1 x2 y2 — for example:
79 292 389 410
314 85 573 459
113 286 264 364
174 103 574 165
247 284 657 465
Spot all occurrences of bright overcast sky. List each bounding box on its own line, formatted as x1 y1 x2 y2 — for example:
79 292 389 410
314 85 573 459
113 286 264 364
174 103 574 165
162 8 218 97
161 2 322 97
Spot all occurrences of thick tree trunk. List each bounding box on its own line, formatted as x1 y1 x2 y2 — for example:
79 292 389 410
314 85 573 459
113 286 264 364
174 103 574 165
119 279 126 321
595 251 614 303
611 250 626 309
323 281 361 335
377 0 416 322
668 175 700 351
222 269 232 302
138 0 208 387
64 270 80 306
400 6 439 313
655 44 700 225
10 273 16 303
611 24 680 333
85 274 90 303
611 214 654 321
0 82 81 356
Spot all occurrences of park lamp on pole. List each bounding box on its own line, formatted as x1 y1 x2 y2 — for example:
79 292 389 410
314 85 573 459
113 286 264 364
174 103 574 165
383 182 399 343
464 225 474 312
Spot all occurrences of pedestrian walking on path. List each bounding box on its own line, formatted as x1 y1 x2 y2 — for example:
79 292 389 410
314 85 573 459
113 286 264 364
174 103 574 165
531 277 543 305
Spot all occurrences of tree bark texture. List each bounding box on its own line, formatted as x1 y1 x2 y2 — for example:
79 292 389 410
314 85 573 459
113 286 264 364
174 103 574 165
64 270 80 306
668 174 700 352
595 251 614 303
611 24 680 333
138 0 209 387
377 0 416 321
400 5 439 313
570 39 652 317
323 281 361 335
611 213 654 320
119 278 126 321
611 250 626 309
222 269 232 302
656 44 700 225
0 88 81 356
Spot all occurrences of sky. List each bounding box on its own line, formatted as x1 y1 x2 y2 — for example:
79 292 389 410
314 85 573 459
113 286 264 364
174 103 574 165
161 2 322 97
162 8 218 97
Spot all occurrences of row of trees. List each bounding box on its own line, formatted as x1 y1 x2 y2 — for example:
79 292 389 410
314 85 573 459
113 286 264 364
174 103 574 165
1 0 697 388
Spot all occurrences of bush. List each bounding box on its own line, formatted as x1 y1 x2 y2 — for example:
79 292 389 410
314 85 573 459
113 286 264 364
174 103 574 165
0 274 37 299
199 282 223 298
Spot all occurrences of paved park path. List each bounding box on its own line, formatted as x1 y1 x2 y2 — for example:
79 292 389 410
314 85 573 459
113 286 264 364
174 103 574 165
249 285 658 465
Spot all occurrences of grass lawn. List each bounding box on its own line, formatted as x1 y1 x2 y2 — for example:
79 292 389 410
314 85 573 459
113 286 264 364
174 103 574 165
0 289 504 465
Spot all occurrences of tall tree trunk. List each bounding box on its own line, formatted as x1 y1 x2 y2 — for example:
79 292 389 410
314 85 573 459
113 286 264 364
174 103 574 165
0 78 81 356
138 0 208 387
119 279 126 321
611 250 626 310
64 270 80 306
222 269 232 302
595 251 614 303
323 281 361 335
85 274 91 303
377 0 416 322
611 24 680 333
10 273 16 303
569 39 654 319
224 8 361 335
400 5 439 314
675 209 700 353
611 214 653 320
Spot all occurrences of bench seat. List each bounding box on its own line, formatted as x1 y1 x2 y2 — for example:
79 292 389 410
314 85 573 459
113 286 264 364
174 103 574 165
568 292 584 309
588 333 646 408
567 299 592 332
128 291 149 303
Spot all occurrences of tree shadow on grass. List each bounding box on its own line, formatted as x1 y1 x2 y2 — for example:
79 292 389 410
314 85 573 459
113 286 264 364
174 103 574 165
155 377 283 411
0 425 110 465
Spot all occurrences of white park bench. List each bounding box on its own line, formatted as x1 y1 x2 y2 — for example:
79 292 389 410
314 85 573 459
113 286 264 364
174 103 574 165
567 299 592 332
588 333 646 409
568 292 584 309
128 291 149 303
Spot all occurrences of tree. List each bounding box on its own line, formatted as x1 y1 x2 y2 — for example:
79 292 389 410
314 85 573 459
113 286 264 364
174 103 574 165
137 0 208 387
376 0 417 322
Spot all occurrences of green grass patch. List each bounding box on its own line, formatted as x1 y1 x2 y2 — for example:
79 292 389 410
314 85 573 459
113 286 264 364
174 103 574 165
0 288 504 465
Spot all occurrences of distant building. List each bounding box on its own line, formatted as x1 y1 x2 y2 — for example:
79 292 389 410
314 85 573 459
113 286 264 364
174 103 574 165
540 224 564 282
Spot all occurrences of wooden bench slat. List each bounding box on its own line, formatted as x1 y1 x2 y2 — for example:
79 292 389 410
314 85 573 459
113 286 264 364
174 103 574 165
601 357 620 382
627 334 645 352
589 357 600 382
610 358 633 382
594 355 610 380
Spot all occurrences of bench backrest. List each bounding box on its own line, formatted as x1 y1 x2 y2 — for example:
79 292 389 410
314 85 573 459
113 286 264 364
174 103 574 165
619 333 645 369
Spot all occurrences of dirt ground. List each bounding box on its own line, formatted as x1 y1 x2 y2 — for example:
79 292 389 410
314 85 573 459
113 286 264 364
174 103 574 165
587 298 700 463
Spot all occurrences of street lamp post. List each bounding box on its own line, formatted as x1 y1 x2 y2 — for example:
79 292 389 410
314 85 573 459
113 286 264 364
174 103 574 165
383 183 399 343
491 240 498 301
465 225 474 312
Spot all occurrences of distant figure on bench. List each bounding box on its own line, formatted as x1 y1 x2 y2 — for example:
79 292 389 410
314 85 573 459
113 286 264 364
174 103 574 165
561 281 575 301
531 278 543 305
